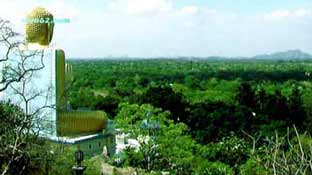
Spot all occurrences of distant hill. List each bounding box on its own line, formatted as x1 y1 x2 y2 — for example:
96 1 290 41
69 50 312 60
253 50 312 60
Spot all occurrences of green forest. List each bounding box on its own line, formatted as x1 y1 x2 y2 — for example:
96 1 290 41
64 58 312 174
2 0 312 174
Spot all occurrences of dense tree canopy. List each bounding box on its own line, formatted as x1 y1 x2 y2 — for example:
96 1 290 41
67 59 312 174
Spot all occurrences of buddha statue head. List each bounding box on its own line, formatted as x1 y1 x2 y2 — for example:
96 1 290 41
25 7 54 47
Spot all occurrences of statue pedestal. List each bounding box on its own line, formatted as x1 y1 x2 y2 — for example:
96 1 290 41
72 166 87 175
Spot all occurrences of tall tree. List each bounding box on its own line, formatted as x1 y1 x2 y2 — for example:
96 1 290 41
0 19 52 175
236 82 256 108
289 85 305 126
115 103 205 174
0 19 45 92
142 85 187 122
255 86 268 111
266 90 289 121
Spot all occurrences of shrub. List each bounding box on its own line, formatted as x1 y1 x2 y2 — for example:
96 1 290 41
239 158 268 175
49 146 75 175
194 161 234 175
259 127 312 175
85 156 103 175
202 135 249 167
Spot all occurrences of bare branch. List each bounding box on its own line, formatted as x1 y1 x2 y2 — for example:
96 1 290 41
241 130 261 154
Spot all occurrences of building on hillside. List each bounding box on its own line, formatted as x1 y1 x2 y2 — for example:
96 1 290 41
51 120 116 157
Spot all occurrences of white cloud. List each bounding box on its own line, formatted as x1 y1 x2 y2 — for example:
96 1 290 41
107 0 172 16
178 6 200 16
268 10 290 18
48 0 79 19
262 8 312 21
106 0 217 19
0 1 311 57
0 0 33 23
293 9 312 17
0 0 79 33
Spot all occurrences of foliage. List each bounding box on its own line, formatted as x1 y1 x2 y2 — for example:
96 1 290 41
48 145 103 175
155 122 199 174
239 127 312 175
236 82 256 108
239 158 268 175
201 135 249 167
84 156 103 175
288 85 306 126
194 161 234 175
115 103 208 174
141 85 187 122
49 146 75 175
115 103 170 137
0 102 51 175
67 59 312 173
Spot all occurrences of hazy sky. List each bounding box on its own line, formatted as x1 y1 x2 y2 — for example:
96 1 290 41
0 0 312 58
